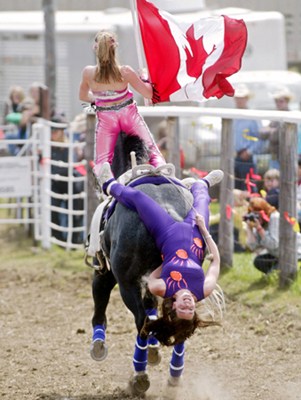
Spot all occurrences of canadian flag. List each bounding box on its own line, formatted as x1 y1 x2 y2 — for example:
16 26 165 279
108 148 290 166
136 0 247 103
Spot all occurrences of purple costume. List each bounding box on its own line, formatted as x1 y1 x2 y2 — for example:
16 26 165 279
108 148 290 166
109 180 211 301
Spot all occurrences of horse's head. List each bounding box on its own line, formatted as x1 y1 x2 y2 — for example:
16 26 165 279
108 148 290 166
111 131 150 179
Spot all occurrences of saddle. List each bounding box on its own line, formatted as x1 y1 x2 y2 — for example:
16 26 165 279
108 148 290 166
84 163 194 271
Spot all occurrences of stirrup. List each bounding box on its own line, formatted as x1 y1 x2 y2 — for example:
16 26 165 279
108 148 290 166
154 163 175 178
132 164 156 179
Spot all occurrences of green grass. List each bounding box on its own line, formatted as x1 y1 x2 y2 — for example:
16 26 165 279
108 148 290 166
1 222 300 316
213 252 301 310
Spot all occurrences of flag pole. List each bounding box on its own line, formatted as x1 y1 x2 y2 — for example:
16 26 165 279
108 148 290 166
129 0 149 106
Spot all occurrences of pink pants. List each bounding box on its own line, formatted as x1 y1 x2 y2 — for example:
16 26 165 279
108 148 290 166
93 100 166 178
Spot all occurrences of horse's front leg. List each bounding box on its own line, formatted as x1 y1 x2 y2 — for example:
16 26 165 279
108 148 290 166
90 265 116 362
118 284 151 394
168 342 185 387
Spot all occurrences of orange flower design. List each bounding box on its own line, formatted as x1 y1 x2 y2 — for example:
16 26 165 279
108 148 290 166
170 270 182 281
176 249 188 259
166 271 187 292
171 248 191 266
190 237 203 258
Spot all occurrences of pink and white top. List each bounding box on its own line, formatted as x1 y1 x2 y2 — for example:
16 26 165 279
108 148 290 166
92 86 133 107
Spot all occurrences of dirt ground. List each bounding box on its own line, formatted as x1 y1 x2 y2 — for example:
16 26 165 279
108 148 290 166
1 250 301 400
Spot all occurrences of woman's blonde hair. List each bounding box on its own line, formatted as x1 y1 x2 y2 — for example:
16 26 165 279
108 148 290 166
9 86 25 103
93 30 123 84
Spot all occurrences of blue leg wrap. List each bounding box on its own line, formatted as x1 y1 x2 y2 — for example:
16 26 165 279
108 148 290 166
170 342 185 377
133 334 148 372
92 325 105 342
146 308 158 346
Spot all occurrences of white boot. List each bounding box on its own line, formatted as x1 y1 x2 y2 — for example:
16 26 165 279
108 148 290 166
99 162 114 185
99 162 116 195
203 170 224 187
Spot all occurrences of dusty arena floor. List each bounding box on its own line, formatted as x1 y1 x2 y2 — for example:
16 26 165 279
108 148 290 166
1 239 301 399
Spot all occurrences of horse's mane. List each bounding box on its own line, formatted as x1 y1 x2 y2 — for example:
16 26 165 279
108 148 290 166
111 132 150 179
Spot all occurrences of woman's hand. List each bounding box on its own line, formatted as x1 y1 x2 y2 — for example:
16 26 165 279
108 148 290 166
138 68 148 79
195 214 208 235
253 217 262 230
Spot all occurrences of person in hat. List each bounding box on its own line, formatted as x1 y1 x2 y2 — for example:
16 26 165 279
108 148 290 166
50 114 84 244
245 197 301 274
259 85 296 170
233 84 263 192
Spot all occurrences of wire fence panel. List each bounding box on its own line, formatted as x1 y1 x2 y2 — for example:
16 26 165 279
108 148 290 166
0 119 88 251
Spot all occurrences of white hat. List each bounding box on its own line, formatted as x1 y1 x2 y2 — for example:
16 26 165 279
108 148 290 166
268 85 296 101
234 83 253 98
69 112 87 134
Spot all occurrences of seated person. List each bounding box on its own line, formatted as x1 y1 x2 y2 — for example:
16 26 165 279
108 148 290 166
245 197 301 274
210 189 249 252
263 168 279 209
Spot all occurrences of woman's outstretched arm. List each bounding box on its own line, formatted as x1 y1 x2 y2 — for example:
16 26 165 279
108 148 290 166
79 66 95 103
148 264 166 297
121 65 153 99
196 214 220 298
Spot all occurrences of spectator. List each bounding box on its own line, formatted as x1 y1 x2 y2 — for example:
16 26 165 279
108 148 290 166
209 188 249 252
69 112 87 162
245 197 301 274
3 86 26 154
156 119 185 169
3 85 25 124
233 84 263 192
262 168 279 210
18 82 44 140
50 114 84 244
259 85 295 170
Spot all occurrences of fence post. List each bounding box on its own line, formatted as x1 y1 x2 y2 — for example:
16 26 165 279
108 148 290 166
218 118 234 268
39 122 51 249
166 117 181 178
85 113 99 229
279 122 298 286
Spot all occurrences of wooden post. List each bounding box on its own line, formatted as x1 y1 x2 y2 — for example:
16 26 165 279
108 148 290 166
85 113 99 229
39 86 50 120
166 117 181 178
43 0 56 115
279 122 298 287
218 118 234 269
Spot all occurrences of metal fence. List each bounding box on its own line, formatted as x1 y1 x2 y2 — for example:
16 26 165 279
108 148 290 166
0 119 88 251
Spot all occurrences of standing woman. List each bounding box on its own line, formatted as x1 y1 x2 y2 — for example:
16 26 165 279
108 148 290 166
79 30 166 183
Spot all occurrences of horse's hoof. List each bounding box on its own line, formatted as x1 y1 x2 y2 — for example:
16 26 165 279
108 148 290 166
132 371 150 394
147 344 161 366
90 340 108 361
167 375 183 387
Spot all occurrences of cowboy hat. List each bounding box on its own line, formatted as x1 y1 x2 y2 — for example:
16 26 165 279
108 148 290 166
234 83 254 98
268 85 296 101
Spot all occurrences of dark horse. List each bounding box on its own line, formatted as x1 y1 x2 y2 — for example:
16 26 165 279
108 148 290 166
91 132 193 393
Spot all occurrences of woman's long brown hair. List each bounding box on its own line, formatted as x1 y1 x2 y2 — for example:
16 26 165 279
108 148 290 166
140 297 222 346
93 30 123 84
